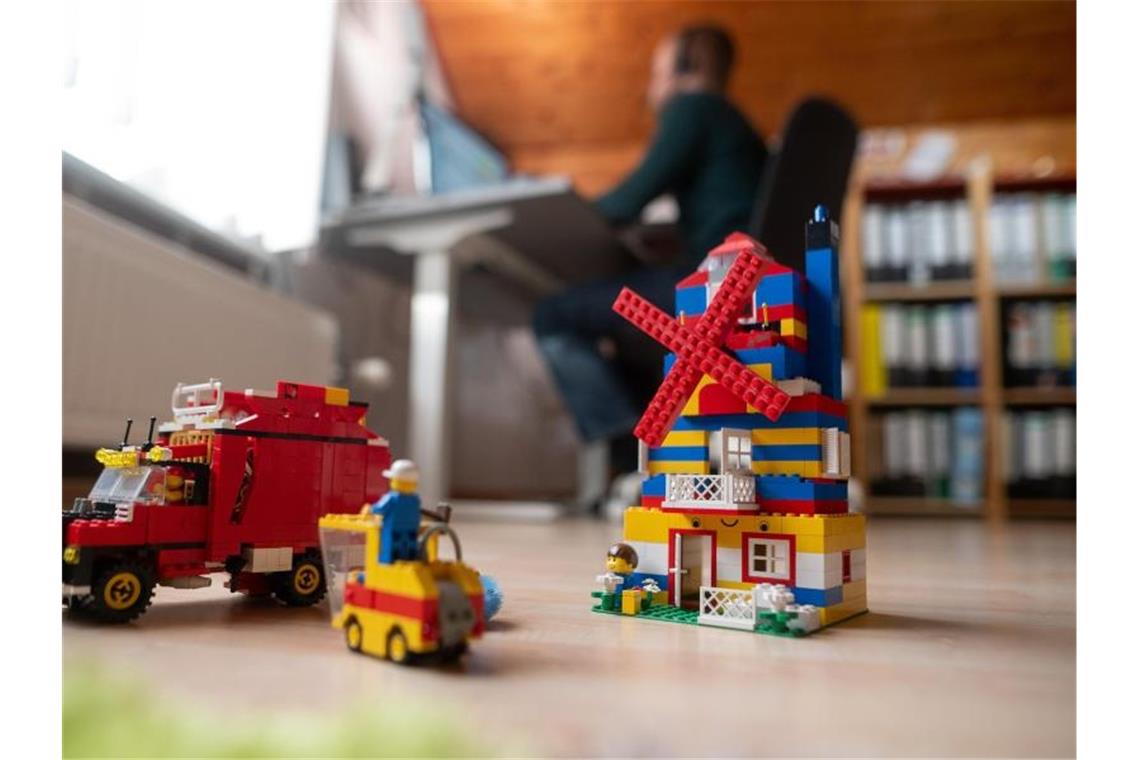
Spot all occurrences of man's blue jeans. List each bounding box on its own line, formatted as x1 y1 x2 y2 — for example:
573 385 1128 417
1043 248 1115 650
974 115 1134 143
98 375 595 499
533 267 684 443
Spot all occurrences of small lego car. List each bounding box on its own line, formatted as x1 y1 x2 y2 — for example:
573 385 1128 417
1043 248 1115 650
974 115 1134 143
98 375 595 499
318 508 485 664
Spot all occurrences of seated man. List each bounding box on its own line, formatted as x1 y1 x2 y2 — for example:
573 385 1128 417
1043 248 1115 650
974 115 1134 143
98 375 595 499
534 24 769 478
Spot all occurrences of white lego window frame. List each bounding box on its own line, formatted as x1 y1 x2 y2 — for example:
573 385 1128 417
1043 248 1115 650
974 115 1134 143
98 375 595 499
742 535 794 583
721 428 753 474
822 427 852 479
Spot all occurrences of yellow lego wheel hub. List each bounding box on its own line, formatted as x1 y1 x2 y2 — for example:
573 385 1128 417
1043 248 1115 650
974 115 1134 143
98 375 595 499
345 620 363 651
293 563 321 595
388 631 409 663
103 571 142 610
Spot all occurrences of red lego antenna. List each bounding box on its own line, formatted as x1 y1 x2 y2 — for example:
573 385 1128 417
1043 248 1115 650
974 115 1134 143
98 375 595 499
613 242 790 447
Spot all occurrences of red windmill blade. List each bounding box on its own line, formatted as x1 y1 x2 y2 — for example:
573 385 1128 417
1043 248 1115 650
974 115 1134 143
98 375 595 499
613 243 790 447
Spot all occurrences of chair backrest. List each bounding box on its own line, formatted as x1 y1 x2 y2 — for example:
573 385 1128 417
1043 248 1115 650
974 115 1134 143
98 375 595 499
748 98 858 271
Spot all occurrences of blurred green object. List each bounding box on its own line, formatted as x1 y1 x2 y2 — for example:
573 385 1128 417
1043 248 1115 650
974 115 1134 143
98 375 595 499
64 662 495 758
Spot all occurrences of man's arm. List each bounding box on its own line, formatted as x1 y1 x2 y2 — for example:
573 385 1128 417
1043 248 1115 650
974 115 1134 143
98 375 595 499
595 95 706 225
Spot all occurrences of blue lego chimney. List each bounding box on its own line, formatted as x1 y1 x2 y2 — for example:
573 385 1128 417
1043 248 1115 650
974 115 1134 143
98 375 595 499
804 205 842 399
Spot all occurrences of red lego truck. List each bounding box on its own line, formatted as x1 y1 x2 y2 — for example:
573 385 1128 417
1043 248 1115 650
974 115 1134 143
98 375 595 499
63 379 391 622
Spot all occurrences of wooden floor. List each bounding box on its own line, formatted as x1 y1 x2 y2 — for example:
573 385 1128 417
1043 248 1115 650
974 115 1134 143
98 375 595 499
63 516 1075 757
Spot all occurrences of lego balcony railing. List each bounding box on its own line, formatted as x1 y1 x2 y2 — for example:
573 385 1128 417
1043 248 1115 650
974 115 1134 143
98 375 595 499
662 472 756 511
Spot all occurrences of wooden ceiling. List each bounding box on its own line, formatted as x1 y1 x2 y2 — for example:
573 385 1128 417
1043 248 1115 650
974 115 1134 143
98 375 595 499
422 0 1075 194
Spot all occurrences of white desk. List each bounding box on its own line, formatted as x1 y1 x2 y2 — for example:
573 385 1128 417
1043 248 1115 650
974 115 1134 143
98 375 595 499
324 177 635 510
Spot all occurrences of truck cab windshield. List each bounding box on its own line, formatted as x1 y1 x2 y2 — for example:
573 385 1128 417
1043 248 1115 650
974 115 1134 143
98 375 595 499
88 466 166 505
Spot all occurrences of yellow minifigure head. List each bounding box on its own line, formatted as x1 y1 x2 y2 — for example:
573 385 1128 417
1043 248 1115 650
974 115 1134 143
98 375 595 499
383 459 420 494
606 542 639 575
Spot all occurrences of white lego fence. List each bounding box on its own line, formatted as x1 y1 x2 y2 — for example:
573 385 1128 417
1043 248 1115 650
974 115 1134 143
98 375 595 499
664 472 755 510
698 586 756 630
697 583 824 634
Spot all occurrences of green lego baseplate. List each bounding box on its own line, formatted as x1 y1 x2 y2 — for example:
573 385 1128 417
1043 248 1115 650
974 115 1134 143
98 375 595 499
590 596 813 638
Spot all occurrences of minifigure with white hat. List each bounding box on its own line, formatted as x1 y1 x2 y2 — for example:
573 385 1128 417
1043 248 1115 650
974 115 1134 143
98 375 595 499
369 459 422 564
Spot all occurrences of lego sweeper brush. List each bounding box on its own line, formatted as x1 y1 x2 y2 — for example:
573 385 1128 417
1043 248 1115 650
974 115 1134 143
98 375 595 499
591 207 867 636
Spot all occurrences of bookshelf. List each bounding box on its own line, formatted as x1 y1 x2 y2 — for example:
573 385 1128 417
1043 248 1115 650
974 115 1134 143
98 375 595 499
841 118 1076 521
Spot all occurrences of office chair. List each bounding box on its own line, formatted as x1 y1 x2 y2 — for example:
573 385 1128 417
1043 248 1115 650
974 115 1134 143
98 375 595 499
749 97 859 272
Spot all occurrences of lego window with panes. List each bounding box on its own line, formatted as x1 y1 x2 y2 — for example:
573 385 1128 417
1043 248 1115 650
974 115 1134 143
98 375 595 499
710 428 753 474
744 536 792 583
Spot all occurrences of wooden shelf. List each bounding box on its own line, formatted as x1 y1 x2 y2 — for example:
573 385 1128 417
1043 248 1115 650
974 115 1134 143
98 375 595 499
1003 387 1076 406
864 281 976 302
865 497 983 516
866 388 981 406
1007 498 1075 519
996 281 1076 298
842 123 1077 521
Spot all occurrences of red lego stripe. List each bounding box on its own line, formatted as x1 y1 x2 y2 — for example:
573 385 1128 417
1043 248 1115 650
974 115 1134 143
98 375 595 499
345 581 439 621
785 393 848 418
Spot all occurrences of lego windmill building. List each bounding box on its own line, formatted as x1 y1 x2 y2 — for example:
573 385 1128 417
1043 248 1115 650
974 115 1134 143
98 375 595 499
592 207 866 636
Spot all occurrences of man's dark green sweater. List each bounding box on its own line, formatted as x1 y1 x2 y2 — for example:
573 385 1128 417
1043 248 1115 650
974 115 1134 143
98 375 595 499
596 92 768 269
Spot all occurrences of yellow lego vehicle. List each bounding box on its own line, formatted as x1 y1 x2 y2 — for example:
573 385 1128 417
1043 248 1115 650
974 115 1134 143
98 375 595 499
318 511 484 664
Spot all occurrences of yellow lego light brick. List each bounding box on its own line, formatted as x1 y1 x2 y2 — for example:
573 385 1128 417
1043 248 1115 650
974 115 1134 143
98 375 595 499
623 507 690 543
324 386 350 406
648 461 709 476
842 579 867 602
621 589 641 615
819 595 867 626
778 317 808 339
663 430 707 446
796 532 866 554
751 427 824 446
781 513 866 537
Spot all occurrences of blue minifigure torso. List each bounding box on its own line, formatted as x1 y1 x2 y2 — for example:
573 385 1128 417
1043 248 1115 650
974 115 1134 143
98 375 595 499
371 490 422 563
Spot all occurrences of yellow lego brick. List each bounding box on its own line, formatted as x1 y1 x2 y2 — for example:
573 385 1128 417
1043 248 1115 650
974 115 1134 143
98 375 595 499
842 579 867 602
745 362 774 381
648 461 709 476
778 317 808 339
751 427 824 445
368 562 440 599
752 460 807 476
780 513 866 537
623 507 691 543
662 430 707 446
819 595 867 627
796 532 866 554
348 606 435 655
681 375 715 416
324 386 350 406
710 515 786 549
621 589 641 615
622 508 785 545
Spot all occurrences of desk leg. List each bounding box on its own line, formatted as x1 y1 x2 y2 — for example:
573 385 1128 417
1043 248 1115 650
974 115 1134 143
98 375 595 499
409 248 455 511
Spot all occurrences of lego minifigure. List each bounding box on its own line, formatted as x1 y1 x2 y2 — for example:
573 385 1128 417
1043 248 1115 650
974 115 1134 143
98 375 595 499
596 542 639 610
370 459 423 564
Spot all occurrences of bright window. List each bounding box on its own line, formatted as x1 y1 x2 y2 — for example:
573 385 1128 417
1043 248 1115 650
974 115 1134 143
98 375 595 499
62 0 335 253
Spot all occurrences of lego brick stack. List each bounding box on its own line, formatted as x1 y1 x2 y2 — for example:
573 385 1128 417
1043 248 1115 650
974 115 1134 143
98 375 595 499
600 208 867 633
